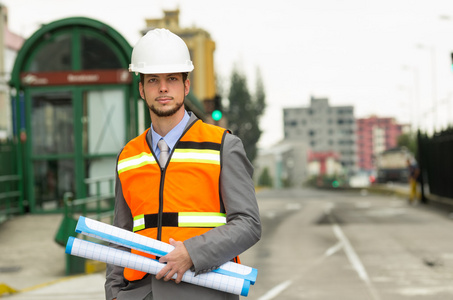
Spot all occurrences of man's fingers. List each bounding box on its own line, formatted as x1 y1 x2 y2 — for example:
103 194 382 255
164 268 176 281
155 239 192 283
175 272 184 284
156 264 170 280
157 265 186 283
164 268 184 283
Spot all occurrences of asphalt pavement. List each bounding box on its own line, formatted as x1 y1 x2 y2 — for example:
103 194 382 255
0 184 451 300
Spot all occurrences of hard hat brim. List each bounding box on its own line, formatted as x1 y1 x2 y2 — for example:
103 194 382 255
129 64 194 74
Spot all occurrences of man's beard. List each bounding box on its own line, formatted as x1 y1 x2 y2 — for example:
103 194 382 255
147 99 185 117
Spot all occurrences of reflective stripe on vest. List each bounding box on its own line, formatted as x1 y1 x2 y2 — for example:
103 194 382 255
117 148 219 175
171 149 220 164
118 152 157 174
171 141 222 165
133 212 227 232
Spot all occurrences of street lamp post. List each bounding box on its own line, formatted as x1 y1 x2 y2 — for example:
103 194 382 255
415 43 437 133
401 65 420 132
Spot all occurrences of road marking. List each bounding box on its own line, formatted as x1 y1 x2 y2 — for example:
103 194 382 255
332 224 381 300
18 274 84 293
365 208 406 217
258 280 293 300
355 202 371 208
285 203 301 210
324 241 343 257
265 211 276 219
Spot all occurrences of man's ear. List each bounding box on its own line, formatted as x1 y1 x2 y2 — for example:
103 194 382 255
184 79 190 96
139 82 145 99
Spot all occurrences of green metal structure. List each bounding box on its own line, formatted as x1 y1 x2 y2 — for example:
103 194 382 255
4 16 208 274
9 17 139 214
0 139 23 222
5 16 205 220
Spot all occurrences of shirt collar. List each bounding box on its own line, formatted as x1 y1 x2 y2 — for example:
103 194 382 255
151 110 190 154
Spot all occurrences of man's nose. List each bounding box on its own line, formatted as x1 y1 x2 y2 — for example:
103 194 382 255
159 82 168 93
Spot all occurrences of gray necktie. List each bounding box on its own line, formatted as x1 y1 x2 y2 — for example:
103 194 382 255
157 139 170 167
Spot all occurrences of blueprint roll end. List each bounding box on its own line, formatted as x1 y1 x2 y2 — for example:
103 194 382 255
240 280 251 297
75 216 87 234
65 236 75 254
250 268 258 285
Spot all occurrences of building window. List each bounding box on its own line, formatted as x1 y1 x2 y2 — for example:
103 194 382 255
286 120 297 127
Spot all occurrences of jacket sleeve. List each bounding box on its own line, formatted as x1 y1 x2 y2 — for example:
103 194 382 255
104 161 133 300
184 133 261 274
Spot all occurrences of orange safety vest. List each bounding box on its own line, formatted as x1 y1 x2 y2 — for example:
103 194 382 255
117 119 233 281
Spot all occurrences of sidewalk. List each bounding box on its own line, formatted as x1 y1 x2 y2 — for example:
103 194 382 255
367 183 453 213
2 273 105 300
0 214 106 299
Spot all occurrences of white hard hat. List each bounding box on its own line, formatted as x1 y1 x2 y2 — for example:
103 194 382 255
129 28 194 74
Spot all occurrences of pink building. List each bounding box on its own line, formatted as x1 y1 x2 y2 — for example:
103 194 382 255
356 116 404 172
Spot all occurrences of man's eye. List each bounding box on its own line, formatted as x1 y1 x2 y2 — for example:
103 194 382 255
169 77 178 81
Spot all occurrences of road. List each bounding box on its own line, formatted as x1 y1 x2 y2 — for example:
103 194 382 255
241 188 453 300
2 187 453 299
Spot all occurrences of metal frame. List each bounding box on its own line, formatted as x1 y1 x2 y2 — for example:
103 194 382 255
9 17 138 213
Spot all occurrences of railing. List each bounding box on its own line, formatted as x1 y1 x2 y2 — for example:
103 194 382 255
55 176 115 275
418 129 453 204
84 175 115 201
66 176 115 222
55 190 115 245
63 191 115 224
0 175 23 224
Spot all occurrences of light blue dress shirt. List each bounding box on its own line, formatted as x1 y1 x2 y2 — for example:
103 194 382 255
151 111 190 160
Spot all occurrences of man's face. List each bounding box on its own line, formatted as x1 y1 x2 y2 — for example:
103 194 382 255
140 73 190 118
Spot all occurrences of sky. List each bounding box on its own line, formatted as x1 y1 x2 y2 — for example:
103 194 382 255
3 0 453 148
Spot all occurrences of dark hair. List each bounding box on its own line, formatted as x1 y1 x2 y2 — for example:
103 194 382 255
140 72 189 85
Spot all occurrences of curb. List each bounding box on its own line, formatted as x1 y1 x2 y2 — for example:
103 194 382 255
0 283 17 297
85 260 106 274
0 274 83 298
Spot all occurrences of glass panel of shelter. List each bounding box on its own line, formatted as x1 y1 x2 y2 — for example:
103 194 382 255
82 89 125 197
31 91 74 155
80 33 123 69
29 33 72 72
30 91 75 211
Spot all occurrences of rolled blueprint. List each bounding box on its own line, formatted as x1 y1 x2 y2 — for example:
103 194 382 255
75 216 257 283
66 237 251 296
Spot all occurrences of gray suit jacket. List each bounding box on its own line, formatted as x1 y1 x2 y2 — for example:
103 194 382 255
105 113 261 300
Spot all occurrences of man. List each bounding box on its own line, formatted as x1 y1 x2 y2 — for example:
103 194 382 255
105 28 261 300
407 158 420 204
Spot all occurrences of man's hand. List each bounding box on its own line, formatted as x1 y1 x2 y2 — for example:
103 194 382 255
155 238 193 283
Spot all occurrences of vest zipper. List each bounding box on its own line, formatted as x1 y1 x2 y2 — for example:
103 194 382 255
157 166 165 241
155 118 197 241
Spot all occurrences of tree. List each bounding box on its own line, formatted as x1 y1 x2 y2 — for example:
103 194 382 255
397 132 417 155
226 68 266 163
258 167 273 187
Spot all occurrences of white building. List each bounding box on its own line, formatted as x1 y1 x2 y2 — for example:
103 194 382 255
0 5 24 140
254 140 309 188
283 96 357 175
